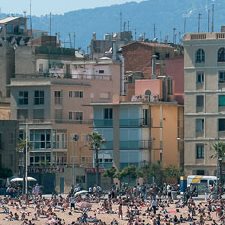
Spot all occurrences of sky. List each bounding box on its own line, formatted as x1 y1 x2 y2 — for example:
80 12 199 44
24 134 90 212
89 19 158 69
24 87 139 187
0 0 144 16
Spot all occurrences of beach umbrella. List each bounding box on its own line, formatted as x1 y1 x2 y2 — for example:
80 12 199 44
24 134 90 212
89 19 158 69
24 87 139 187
74 190 88 197
10 177 37 182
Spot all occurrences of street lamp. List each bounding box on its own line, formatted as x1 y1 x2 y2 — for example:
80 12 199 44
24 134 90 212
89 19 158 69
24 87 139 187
72 134 79 187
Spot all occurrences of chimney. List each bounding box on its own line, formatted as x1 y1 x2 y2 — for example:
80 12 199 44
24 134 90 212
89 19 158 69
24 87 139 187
151 55 157 79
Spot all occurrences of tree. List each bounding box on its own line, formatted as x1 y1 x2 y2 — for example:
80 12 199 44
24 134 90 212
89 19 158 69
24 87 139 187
119 165 137 185
88 131 105 186
211 141 225 186
164 165 182 183
103 167 117 185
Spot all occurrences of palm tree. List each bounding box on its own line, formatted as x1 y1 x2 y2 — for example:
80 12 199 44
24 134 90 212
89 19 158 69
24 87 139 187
211 141 225 186
88 131 105 186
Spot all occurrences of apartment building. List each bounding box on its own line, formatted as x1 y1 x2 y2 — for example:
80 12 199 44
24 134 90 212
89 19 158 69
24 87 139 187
10 59 121 192
183 32 225 176
92 77 183 170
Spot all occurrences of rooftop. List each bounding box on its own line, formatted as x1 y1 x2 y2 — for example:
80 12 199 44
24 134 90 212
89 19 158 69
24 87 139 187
122 41 174 49
183 32 225 41
0 16 20 24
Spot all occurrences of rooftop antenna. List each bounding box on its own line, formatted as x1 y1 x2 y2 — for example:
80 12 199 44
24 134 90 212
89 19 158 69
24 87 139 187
73 32 76 49
153 24 156 39
29 0 32 37
123 21 126 32
134 28 137 41
120 11 122 33
68 33 72 48
49 12 52 36
207 9 210 32
173 28 176 44
211 4 214 32
183 17 186 34
198 13 202 33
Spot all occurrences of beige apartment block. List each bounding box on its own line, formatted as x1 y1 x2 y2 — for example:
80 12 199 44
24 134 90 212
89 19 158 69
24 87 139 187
10 59 121 192
183 32 225 176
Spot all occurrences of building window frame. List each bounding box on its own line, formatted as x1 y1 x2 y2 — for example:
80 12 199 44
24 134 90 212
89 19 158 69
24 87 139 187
18 91 28 105
34 90 44 105
218 47 225 62
196 144 204 159
104 108 113 119
195 49 205 63
196 71 204 84
68 111 83 121
218 118 225 132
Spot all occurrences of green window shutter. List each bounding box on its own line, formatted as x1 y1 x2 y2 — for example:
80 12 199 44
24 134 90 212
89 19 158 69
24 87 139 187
219 95 225 106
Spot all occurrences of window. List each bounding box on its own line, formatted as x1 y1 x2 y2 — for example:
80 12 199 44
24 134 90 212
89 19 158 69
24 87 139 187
104 108 113 119
196 95 204 107
196 71 204 83
54 91 62 104
196 119 204 132
33 109 44 120
74 91 83 98
219 71 225 83
218 47 225 62
34 90 44 105
196 170 205 175
196 144 204 159
218 118 225 131
195 49 205 63
30 129 51 149
99 70 104 74
55 109 63 121
219 95 225 107
18 91 28 105
69 91 83 98
17 109 28 120
68 112 83 121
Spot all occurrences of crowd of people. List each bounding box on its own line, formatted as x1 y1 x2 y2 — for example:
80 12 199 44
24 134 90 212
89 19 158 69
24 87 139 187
0 183 224 225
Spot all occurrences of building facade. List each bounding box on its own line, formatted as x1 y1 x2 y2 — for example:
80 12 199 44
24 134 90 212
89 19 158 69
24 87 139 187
183 32 225 176
10 59 121 192
92 77 183 170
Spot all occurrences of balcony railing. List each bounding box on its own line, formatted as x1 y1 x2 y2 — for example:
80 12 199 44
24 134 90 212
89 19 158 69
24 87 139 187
93 119 113 127
120 140 151 150
120 118 149 127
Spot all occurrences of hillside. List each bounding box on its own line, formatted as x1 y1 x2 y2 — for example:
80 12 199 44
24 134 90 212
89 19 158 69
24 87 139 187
1 0 225 50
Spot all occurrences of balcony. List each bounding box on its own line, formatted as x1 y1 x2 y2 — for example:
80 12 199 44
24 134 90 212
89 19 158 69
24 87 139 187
120 140 151 150
120 118 149 127
93 119 113 128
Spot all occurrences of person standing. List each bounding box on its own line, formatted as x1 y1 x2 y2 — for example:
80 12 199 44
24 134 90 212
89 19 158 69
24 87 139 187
69 195 76 211
151 198 158 215
118 203 123 219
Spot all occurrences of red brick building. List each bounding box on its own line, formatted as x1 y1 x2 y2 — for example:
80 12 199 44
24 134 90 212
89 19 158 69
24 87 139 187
122 42 184 104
